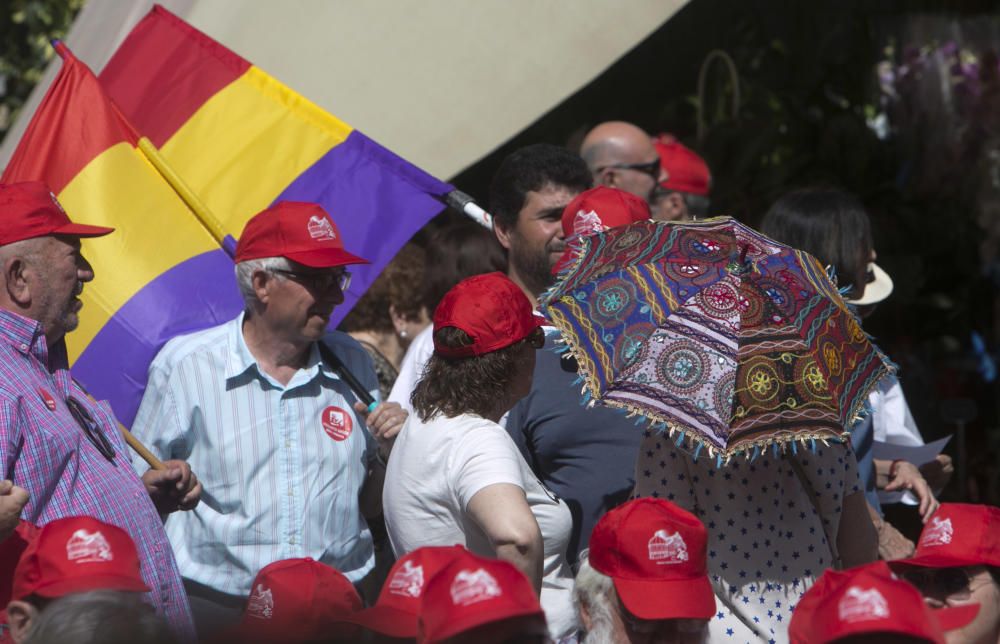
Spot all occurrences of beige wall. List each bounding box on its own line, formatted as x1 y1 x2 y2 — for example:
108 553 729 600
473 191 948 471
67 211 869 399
1 0 686 179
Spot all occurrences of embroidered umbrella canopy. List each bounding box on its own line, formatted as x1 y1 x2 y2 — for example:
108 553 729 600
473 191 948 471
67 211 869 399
539 217 892 464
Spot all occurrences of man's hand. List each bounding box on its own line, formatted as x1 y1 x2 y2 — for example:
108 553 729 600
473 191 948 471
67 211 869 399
884 460 939 522
876 519 916 560
142 460 201 514
0 480 28 541
353 401 408 461
919 454 954 492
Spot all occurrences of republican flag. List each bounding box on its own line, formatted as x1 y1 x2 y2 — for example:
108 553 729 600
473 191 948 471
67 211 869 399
3 42 238 427
7 8 452 426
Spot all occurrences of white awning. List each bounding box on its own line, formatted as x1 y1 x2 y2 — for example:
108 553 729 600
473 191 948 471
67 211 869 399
0 0 687 179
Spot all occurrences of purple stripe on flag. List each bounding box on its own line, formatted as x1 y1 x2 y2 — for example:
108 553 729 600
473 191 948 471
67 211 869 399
73 249 243 426
273 130 451 324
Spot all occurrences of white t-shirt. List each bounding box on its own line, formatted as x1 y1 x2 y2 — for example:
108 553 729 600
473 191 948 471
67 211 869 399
384 412 577 638
388 324 434 413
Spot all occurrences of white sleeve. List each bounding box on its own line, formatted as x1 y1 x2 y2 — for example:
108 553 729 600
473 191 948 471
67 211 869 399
449 423 525 512
388 325 435 412
871 375 924 446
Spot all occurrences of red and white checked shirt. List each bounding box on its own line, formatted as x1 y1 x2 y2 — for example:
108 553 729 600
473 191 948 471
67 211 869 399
0 310 194 639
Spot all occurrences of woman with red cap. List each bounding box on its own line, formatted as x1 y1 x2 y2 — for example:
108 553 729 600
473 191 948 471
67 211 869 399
383 272 577 640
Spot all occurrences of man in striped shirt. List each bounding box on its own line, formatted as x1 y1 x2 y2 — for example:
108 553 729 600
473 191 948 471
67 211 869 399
0 181 199 638
131 201 408 637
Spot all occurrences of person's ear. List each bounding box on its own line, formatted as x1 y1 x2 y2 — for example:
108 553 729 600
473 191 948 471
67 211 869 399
2 256 32 308
6 600 40 644
252 270 274 305
578 598 595 632
494 219 514 251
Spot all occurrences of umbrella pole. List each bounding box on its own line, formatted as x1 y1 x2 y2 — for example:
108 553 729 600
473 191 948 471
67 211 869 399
118 423 166 471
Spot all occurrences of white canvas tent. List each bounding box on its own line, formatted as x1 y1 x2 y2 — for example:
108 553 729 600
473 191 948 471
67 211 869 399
0 0 687 179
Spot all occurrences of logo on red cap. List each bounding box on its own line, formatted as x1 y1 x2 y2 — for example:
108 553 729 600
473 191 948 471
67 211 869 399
837 586 890 623
307 215 337 241
572 209 604 236
450 569 502 606
388 560 424 598
321 406 352 441
920 517 954 548
247 583 275 619
648 530 689 565
66 530 113 564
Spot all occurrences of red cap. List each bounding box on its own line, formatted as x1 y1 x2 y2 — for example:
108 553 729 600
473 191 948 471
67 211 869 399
432 272 545 358
12 516 149 600
229 558 361 643
418 549 545 643
653 134 710 196
234 201 369 268
0 181 114 246
350 546 465 638
789 561 979 644
892 503 1000 569
560 186 650 239
587 498 715 620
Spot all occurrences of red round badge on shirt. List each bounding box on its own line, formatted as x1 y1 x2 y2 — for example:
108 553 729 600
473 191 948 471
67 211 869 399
321 406 353 441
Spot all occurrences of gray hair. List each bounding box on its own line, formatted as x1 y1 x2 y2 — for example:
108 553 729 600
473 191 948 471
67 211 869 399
574 551 616 643
234 256 292 308
23 590 176 644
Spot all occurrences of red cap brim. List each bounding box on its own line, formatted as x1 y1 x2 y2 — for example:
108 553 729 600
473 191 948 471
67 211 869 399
32 573 149 598
348 604 418 638
891 552 993 569
613 576 716 620
932 603 980 633
284 246 369 269
51 223 115 238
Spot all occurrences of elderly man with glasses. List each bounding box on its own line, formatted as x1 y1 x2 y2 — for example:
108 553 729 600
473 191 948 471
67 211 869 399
130 201 408 639
580 121 667 205
0 181 199 639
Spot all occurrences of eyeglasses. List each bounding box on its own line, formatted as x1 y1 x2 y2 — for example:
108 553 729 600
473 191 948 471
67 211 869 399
66 397 115 462
596 158 662 181
273 269 351 292
901 567 976 599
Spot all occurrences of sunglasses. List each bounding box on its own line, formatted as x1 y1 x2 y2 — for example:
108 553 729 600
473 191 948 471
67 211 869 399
527 328 545 350
273 268 351 292
901 567 974 598
596 158 662 181
66 397 116 462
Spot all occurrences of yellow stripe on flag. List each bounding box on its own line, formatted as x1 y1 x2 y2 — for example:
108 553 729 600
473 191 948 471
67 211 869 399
59 142 220 362
161 66 354 235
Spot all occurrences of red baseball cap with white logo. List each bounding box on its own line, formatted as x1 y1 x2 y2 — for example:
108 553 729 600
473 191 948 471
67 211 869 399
12 516 148 600
229 558 361 643
234 201 369 268
653 134 710 196
0 181 114 246
349 546 465 638
588 497 715 620
418 549 546 643
560 186 651 239
789 561 979 644
892 503 1000 570
432 272 545 358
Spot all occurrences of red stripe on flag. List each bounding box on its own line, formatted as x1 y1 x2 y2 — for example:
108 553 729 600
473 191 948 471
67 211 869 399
2 43 136 192
99 4 250 148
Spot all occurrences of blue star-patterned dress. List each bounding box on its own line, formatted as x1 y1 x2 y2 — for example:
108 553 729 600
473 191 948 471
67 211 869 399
634 431 863 644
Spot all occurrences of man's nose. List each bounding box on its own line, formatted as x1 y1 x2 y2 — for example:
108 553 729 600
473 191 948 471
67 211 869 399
78 254 95 282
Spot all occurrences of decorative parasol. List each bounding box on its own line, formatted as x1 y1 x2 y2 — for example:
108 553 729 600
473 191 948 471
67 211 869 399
539 217 893 464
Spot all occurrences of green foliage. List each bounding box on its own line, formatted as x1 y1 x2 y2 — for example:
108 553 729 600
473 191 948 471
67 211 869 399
0 0 84 141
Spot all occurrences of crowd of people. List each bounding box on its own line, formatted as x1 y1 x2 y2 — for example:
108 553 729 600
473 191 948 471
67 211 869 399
0 119 995 644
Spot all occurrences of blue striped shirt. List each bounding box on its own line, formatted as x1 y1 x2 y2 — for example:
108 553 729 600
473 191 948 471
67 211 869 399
131 313 378 596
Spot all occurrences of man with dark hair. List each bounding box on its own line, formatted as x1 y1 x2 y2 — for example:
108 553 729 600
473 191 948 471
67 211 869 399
489 143 592 302
490 145 645 563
